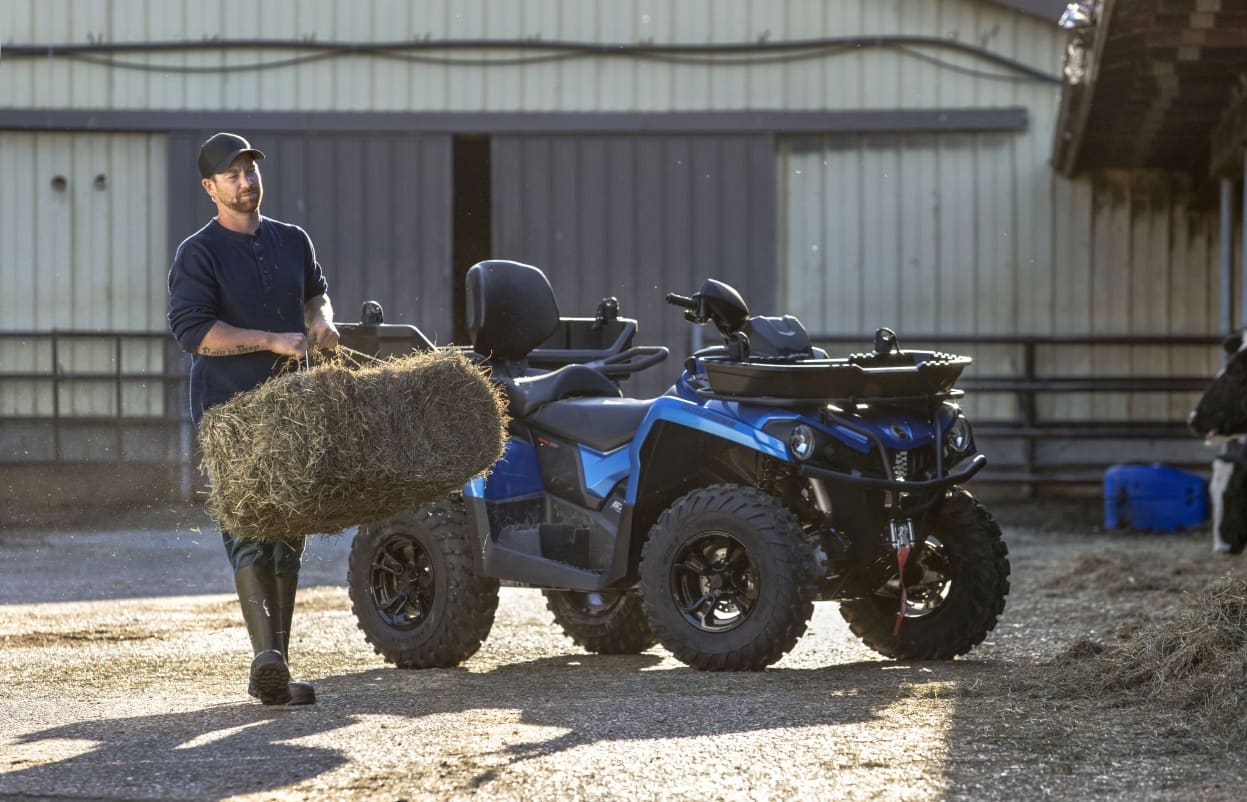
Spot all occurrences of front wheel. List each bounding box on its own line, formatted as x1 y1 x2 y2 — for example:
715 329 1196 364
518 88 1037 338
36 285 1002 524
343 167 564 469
639 484 817 671
838 488 1010 660
543 590 658 654
348 498 499 668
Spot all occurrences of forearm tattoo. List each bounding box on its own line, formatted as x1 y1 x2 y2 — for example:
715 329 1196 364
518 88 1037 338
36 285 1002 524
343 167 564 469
198 343 266 356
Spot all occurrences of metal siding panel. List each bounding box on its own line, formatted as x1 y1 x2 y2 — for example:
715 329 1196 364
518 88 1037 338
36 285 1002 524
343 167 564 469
167 132 211 271
935 135 976 334
490 138 524 264
899 138 939 333
1047 175 1094 422
1090 175 1131 422
72 136 107 331
389 138 420 332
30 1 72 109
416 135 455 343
446 0 488 111
974 133 1016 335
1 1 35 105
748 134 778 314
604 139 639 310
558 0 601 112
333 0 372 111
3 0 1066 113
0 133 171 418
0 133 34 416
1129 180 1170 421
861 135 902 332
778 141 820 331
823 0 865 109
0 134 35 331
830 138 865 335
817 138 865 335
294 2 334 109
671 1 713 112
255 2 297 113
576 138 610 306
598 0 639 111
634 137 669 350
37 134 73 331
491 133 776 396
900 0 942 106
168 131 454 344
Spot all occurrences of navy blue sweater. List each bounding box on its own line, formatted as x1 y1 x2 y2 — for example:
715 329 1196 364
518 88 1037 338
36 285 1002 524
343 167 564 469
168 216 329 424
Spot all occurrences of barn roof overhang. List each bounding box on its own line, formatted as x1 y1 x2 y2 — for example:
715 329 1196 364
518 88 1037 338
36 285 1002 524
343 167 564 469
1052 0 1247 180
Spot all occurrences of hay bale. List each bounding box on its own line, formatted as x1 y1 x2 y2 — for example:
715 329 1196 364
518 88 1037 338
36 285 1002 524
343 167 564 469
199 348 507 541
1053 577 1247 741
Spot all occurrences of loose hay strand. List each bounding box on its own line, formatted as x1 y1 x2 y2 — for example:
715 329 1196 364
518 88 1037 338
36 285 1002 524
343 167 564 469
198 348 508 542
1052 577 1247 743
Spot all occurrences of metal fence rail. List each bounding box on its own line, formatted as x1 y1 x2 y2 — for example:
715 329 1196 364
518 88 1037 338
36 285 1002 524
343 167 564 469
0 330 189 460
813 333 1222 486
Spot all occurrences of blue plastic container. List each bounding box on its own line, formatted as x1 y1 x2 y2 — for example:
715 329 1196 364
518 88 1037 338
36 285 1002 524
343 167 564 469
1103 463 1208 532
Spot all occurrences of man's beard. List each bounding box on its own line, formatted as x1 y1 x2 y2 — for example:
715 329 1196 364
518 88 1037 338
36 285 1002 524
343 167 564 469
224 189 260 213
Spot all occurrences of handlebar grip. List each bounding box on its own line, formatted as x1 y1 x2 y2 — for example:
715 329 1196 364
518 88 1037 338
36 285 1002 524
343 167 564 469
665 292 698 310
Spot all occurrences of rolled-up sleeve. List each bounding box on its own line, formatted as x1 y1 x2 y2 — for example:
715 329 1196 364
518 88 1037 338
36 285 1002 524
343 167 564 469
298 225 329 302
167 240 219 354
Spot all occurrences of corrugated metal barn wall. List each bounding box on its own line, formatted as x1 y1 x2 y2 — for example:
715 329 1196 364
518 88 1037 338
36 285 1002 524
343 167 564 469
491 134 777 398
782 137 1221 467
167 132 456 344
0 132 168 417
0 0 1059 113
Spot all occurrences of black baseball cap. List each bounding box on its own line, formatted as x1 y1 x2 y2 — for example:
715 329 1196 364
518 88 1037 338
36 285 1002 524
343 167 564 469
197 132 265 179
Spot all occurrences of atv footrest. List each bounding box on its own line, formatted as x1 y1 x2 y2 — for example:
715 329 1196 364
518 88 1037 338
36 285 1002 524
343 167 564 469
483 530 608 590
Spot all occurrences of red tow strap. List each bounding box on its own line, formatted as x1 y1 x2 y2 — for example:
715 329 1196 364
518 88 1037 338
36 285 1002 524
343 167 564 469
893 545 910 636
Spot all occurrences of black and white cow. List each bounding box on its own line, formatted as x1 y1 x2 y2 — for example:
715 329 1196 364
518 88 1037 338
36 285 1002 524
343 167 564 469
1189 330 1247 554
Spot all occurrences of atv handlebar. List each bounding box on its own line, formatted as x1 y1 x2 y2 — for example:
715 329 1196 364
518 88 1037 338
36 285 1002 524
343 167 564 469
665 292 698 311
586 345 669 378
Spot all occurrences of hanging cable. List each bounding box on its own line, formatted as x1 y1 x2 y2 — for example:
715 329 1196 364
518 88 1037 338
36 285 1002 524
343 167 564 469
2 35 1062 84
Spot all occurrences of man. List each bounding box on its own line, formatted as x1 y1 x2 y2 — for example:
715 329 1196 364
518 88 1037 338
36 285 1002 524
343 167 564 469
168 132 339 705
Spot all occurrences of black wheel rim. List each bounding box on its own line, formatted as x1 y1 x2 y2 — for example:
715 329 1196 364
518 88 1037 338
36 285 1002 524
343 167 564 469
369 534 435 629
669 530 759 633
878 536 953 619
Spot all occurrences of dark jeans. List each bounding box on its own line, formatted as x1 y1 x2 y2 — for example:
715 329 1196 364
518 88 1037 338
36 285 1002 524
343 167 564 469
221 529 305 576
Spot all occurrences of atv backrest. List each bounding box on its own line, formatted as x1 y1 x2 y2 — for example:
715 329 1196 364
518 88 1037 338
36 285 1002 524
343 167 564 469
466 260 561 362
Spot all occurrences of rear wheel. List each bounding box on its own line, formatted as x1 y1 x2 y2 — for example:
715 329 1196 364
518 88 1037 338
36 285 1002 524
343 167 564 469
543 590 657 654
639 484 817 671
838 488 1010 660
348 498 499 668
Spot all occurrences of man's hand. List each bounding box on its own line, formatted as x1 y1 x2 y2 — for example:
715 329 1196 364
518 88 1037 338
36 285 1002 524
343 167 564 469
268 331 310 360
304 294 340 350
307 317 340 350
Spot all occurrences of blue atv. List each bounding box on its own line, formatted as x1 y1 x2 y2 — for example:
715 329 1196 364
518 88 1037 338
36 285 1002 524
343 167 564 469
344 260 1010 671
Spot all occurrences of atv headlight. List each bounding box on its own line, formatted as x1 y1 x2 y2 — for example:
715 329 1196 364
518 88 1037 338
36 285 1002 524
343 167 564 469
789 424 817 461
946 415 973 455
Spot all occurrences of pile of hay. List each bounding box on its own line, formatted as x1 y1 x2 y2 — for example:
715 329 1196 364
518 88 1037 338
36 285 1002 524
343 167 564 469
1054 577 1247 741
199 348 508 541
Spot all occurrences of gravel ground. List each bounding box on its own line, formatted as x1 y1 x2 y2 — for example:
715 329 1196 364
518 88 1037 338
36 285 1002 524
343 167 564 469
2 500 1245 802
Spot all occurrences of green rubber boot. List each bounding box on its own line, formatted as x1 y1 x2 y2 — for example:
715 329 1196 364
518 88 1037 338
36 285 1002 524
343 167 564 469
234 564 291 705
275 573 316 706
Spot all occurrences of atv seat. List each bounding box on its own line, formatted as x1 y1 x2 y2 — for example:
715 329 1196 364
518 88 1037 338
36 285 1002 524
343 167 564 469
466 260 560 363
527 397 652 452
501 364 622 419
